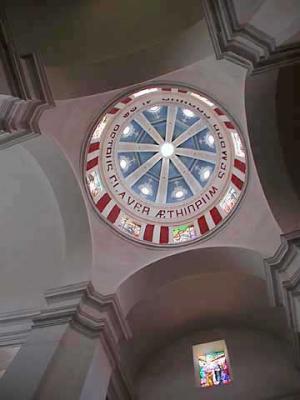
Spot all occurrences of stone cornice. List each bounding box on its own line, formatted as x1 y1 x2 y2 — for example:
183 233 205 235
0 282 133 399
265 234 300 301
0 10 54 149
202 0 300 74
0 281 131 348
0 309 36 346
265 231 300 367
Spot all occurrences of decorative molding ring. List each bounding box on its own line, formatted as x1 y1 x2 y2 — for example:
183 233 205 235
203 0 300 74
0 281 133 398
265 231 300 367
83 84 248 247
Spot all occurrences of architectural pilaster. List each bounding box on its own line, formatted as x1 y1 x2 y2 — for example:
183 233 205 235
0 10 53 149
0 282 132 400
265 232 300 367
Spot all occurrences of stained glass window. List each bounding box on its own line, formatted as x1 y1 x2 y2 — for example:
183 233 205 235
193 340 232 388
92 116 108 140
84 85 247 246
231 131 245 158
198 350 231 387
86 170 103 198
118 216 141 238
220 186 238 213
172 224 196 243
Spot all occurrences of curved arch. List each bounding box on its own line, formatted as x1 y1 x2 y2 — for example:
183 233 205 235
22 135 93 284
5 0 208 99
117 246 268 317
245 69 300 234
277 64 300 201
0 134 92 312
136 327 300 400
116 246 286 382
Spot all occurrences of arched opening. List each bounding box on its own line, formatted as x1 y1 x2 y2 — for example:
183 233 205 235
136 327 300 400
114 246 289 398
4 0 207 99
0 134 92 311
277 63 300 201
245 69 300 234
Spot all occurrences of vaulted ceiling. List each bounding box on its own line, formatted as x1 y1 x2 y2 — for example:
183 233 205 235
1 1 300 398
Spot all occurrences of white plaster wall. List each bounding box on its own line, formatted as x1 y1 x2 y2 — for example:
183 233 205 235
232 0 265 25
80 342 112 400
245 70 300 234
0 346 20 379
117 247 268 318
22 135 93 286
4 0 206 98
0 142 65 311
0 135 92 312
233 0 300 46
136 328 300 400
0 6 283 303
249 0 300 46
0 324 67 400
40 51 281 295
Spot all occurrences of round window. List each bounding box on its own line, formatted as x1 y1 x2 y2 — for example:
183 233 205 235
84 85 247 246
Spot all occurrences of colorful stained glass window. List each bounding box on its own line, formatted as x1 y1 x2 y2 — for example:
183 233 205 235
92 116 108 140
118 216 141 238
84 85 247 246
193 340 232 389
231 131 245 158
86 171 103 198
172 224 196 243
198 350 231 387
220 186 238 213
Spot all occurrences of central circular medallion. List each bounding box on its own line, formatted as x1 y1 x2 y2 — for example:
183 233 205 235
115 102 218 207
84 85 248 246
160 142 174 158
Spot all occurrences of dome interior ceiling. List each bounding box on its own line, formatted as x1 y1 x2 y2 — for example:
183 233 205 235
6 0 204 66
118 248 287 377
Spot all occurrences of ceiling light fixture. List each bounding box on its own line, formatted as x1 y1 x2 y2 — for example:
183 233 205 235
160 142 174 158
149 105 161 113
207 134 215 146
120 159 128 169
122 126 131 137
175 190 184 199
202 168 211 180
141 186 150 195
183 108 195 118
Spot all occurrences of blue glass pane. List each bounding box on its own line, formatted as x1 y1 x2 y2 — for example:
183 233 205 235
132 175 159 203
143 106 167 124
117 152 140 178
194 129 216 153
147 158 162 180
137 152 156 165
167 177 193 203
190 160 216 187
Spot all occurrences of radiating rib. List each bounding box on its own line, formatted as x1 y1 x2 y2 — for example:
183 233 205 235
175 148 216 163
156 157 170 203
134 114 164 145
118 143 159 153
165 106 177 143
126 153 162 186
172 119 207 148
171 156 202 194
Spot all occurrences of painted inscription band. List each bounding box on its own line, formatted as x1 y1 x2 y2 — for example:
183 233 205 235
84 85 247 246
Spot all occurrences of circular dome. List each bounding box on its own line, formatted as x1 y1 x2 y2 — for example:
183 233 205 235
84 85 247 246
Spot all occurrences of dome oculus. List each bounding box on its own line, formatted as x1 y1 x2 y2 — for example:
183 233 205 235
84 85 247 246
